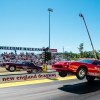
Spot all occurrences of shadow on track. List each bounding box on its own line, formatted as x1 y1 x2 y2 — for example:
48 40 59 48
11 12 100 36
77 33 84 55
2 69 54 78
58 80 100 94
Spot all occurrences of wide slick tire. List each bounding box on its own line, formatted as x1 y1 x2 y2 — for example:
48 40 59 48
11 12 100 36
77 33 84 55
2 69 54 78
27 71 32 74
33 69 38 74
59 71 67 77
8 66 16 72
27 69 33 74
76 67 87 80
6 68 9 71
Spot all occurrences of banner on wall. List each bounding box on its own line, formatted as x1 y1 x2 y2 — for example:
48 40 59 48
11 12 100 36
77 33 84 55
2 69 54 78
50 49 57 52
0 46 42 51
0 46 57 52
0 72 59 83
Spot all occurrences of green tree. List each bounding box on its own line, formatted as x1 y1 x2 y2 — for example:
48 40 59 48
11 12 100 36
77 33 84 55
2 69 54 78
78 43 84 57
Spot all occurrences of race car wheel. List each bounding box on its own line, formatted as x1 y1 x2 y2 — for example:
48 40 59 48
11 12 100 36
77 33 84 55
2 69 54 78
27 70 33 74
8 66 16 72
59 71 67 77
33 69 38 74
76 67 87 80
6 68 9 71
86 75 95 83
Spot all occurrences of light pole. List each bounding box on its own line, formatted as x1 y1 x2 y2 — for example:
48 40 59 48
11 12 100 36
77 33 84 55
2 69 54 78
48 8 53 49
63 46 64 58
79 13 97 59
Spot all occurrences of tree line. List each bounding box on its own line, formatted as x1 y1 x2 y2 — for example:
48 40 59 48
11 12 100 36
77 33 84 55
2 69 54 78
57 43 100 60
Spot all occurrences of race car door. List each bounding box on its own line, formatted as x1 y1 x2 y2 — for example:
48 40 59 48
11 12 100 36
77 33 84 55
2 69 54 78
92 60 100 76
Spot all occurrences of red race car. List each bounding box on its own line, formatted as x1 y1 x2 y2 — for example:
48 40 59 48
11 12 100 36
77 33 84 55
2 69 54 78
3 60 43 73
52 58 100 82
22 62 43 74
3 60 25 72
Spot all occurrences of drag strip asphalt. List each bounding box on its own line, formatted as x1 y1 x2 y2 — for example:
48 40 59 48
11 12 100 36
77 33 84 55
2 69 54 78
0 76 100 100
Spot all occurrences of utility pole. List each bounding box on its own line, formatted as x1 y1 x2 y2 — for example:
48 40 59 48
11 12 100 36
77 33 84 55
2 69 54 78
63 46 64 58
48 8 53 49
79 14 97 59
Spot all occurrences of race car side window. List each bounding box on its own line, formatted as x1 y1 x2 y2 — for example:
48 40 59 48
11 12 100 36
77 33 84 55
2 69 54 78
92 60 100 65
98 61 100 65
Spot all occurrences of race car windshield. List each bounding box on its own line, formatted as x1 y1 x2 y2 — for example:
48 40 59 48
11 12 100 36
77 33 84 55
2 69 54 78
78 59 93 63
23 62 31 66
16 60 24 64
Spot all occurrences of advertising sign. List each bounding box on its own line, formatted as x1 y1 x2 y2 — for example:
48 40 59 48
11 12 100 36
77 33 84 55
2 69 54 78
0 46 42 51
0 72 59 83
0 46 57 52
50 49 57 52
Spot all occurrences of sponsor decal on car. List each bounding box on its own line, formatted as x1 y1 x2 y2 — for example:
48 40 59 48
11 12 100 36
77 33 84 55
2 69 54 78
22 66 28 69
95 67 100 71
88 72 95 75
88 72 100 76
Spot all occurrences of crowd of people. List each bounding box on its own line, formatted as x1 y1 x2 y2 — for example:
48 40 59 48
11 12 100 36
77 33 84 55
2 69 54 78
0 52 64 66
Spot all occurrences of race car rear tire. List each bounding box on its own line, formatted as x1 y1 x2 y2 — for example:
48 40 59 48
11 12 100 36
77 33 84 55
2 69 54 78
86 75 95 83
59 71 67 77
76 67 87 80
33 69 38 74
27 70 33 74
8 66 16 72
6 68 9 71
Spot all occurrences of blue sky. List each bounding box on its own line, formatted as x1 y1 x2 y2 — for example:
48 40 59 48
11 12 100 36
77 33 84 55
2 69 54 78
0 0 100 53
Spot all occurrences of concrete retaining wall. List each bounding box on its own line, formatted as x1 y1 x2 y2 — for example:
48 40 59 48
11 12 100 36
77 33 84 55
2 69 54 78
0 72 59 83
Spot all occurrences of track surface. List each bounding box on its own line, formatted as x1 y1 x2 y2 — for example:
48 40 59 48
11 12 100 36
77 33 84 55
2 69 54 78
0 77 100 100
